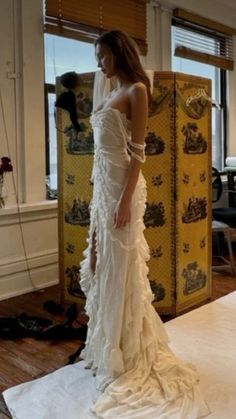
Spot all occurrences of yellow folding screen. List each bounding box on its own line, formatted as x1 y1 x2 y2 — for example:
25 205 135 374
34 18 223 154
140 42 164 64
57 71 212 315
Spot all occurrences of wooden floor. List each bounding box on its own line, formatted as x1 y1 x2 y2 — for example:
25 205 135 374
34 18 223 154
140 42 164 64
0 270 236 418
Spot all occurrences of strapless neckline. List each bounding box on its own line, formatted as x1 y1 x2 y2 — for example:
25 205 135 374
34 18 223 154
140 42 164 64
92 107 131 124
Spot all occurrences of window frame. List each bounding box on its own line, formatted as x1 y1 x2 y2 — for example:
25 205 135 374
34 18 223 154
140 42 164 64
172 20 228 171
220 69 227 168
45 83 56 177
44 34 99 198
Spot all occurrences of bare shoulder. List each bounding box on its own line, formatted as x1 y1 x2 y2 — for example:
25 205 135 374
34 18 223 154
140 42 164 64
128 82 148 115
128 82 147 99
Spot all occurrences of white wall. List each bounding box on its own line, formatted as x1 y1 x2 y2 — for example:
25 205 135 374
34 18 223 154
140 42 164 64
0 0 236 299
0 0 58 300
0 203 58 299
156 0 236 28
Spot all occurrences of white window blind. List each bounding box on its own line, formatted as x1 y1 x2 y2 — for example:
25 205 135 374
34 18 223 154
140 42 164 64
173 9 235 71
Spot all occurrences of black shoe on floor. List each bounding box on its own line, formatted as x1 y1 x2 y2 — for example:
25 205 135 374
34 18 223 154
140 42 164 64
43 300 64 314
0 314 52 339
64 303 78 327
36 324 87 341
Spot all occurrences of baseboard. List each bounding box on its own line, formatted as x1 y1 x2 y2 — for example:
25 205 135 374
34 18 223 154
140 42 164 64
0 251 59 301
0 278 59 301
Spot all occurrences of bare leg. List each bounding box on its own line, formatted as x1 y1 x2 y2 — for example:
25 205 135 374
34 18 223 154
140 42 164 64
90 230 97 274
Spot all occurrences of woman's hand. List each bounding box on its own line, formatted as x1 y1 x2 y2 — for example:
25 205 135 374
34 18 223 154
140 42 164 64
113 197 131 229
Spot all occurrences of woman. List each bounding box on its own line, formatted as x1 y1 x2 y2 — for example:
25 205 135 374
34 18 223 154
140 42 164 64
80 30 209 418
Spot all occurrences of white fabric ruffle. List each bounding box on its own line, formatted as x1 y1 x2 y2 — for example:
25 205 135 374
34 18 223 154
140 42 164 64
79 106 210 418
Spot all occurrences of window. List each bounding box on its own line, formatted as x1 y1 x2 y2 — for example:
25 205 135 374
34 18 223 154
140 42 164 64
43 0 148 198
171 24 228 171
44 34 97 196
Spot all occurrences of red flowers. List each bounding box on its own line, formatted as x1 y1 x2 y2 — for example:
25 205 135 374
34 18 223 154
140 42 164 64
0 157 13 175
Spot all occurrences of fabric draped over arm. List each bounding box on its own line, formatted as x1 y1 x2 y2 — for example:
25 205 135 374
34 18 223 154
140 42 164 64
127 139 146 163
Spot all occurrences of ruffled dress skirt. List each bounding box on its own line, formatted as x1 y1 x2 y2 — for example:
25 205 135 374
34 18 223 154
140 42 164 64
79 107 210 418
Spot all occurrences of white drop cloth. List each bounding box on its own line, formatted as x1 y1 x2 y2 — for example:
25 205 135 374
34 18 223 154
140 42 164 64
3 292 236 418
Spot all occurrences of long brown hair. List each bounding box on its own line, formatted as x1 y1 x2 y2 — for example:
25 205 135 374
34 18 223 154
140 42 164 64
95 30 152 104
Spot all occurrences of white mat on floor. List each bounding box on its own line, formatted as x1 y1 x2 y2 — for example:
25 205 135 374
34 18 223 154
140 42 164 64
3 292 236 419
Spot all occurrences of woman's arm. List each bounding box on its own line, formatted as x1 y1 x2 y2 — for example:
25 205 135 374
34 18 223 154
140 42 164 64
113 82 148 229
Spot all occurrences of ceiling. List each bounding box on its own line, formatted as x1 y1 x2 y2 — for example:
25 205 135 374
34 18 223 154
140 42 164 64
216 0 236 9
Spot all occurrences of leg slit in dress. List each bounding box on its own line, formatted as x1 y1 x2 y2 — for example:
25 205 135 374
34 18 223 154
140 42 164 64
90 229 97 275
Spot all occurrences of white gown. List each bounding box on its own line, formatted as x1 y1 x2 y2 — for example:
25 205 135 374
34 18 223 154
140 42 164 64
79 106 210 418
